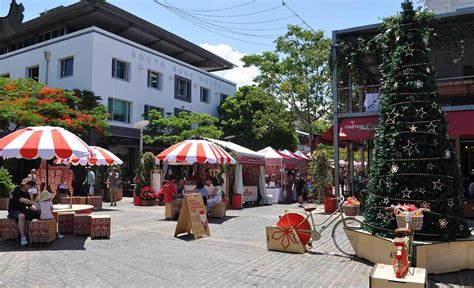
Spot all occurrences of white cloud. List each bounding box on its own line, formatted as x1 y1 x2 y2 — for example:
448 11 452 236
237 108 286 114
200 43 259 88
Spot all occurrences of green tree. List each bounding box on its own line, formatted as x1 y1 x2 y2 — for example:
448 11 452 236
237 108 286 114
0 78 109 136
143 110 223 146
242 25 332 151
364 1 469 240
309 150 331 203
219 85 297 151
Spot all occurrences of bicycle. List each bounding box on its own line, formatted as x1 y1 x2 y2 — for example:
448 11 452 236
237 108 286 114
386 204 430 278
276 196 364 256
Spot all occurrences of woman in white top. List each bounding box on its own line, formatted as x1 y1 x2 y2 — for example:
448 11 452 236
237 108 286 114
205 178 222 208
38 190 63 239
28 169 38 201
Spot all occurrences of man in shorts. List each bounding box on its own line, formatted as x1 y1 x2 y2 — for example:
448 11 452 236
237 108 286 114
7 178 40 247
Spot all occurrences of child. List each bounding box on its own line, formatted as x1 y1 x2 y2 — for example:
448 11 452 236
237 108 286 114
38 190 63 239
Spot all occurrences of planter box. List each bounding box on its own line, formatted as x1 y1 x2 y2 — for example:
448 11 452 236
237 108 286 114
141 199 155 206
91 215 111 239
370 263 426 288
0 198 8 210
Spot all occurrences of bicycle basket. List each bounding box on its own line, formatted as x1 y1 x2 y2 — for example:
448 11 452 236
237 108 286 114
396 213 423 231
342 205 359 217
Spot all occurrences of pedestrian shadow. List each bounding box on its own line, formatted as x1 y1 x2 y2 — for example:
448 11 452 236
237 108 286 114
208 216 238 225
0 235 87 252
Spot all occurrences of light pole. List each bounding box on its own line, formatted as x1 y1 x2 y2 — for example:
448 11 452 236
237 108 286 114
43 51 50 85
133 120 149 155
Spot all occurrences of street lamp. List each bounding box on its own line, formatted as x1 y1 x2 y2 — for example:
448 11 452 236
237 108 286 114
133 120 149 155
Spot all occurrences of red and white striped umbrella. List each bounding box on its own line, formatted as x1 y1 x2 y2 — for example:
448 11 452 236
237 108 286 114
55 146 123 166
0 126 91 160
156 139 236 165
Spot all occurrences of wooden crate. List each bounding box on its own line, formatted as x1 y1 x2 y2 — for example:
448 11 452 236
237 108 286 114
370 263 426 288
209 203 226 218
57 212 75 234
1 218 18 240
87 196 103 209
28 220 56 245
90 215 111 239
74 214 91 236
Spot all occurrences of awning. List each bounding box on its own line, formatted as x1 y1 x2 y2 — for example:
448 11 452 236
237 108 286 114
319 116 378 144
445 110 474 137
319 111 474 143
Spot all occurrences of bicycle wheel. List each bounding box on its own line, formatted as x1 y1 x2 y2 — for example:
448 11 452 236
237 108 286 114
332 217 364 256
276 212 312 246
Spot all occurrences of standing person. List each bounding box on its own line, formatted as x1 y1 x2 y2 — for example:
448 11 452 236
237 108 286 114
7 178 40 247
295 174 306 208
163 175 178 204
27 168 38 201
83 166 95 197
107 167 119 206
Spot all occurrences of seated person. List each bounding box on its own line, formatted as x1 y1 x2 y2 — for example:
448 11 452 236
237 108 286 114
163 175 181 205
205 177 222 208
176 176 185 199
7 178 40 247
193 181 208 206
38 189 63 239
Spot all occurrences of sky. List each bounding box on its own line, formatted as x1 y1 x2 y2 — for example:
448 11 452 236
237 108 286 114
1 0 413 86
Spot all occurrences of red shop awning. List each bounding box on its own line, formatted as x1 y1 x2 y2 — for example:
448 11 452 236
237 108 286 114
319 116 379 144
445 110 474 137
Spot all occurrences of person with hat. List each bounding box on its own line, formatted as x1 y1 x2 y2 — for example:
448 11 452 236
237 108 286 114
7 178 40 247
37 187 64 240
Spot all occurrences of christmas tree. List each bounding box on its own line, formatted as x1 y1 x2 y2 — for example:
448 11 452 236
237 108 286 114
363 0 470 241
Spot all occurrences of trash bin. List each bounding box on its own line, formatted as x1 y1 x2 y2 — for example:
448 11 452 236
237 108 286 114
232 194 243 210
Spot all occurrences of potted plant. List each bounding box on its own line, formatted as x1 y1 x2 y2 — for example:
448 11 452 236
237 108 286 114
140 186 157 206
0 167 15 210
309 150 335 212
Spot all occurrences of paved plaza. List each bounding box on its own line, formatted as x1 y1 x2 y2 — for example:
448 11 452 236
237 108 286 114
1 199 473 287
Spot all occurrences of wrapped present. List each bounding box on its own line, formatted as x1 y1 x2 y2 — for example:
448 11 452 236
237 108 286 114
28 220 56 244
1 218 18 240
58 212 75 234
87 196 103 209
91 215 111 239
74 214 91 236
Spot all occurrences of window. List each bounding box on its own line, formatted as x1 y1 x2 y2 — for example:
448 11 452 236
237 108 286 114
144 105 164 120
147 70 162 90
200 87 210 103
174 108 190 115
174 75 192 102
0 73 10 78
60 57 74 78
220 93 229 103
27 66 39 82
112 58 130 81
108 98 132 123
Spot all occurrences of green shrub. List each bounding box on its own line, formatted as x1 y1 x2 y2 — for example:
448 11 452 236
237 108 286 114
0 167 15 198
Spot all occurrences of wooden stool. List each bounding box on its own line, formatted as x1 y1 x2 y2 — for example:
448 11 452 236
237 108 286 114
58 212 75 234
1 218 18 240
72 197 81 204
87 196 103 209
90 215 111 239
28 220 56 245
60 197 71 205
209 203 226 218
74 214 91 236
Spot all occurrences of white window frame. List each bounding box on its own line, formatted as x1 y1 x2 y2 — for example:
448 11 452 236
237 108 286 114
59 56 74 78
108 97 132 123
112 58 130 82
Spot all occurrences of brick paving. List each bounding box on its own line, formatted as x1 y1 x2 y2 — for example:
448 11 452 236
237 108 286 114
0 198 473 287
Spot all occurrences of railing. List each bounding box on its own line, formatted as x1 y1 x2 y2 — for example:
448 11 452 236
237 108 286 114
337 75 474 114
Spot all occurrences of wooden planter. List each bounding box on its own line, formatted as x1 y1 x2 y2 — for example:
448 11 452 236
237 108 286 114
0 198 8 210
141 199 155 206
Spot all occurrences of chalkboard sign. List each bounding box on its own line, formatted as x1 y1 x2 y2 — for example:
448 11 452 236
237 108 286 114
174 193 210 240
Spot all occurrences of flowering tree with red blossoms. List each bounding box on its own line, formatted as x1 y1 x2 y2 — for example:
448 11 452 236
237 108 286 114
0 78 108 136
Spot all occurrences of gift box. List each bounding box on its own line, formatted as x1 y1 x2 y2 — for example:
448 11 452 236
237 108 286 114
87 196 103 209
1 218 18 240
91 215 111 239
28 219 56 245
209 203 226 218
74 213 91 236
58 212 75 234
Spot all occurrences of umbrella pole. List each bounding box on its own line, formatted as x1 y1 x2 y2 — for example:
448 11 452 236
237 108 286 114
46 160 49 189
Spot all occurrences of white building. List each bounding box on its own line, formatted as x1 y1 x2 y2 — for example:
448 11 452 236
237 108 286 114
0 0 236 171
424 0 474 14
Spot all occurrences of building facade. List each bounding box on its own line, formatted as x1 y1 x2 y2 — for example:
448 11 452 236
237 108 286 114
0 0 236 175
424 0 474 14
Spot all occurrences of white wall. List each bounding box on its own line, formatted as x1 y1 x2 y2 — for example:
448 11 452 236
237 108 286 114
0 27 237 129
424 0 474 13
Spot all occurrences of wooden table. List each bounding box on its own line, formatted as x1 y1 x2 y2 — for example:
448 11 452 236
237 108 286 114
53 204 94 214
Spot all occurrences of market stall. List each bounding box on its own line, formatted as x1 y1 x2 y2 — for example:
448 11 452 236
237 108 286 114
206 138 266 205
257 146 297 203
280 149 310 175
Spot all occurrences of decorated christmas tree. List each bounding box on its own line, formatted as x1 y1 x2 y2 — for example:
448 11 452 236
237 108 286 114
363 0 470 241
